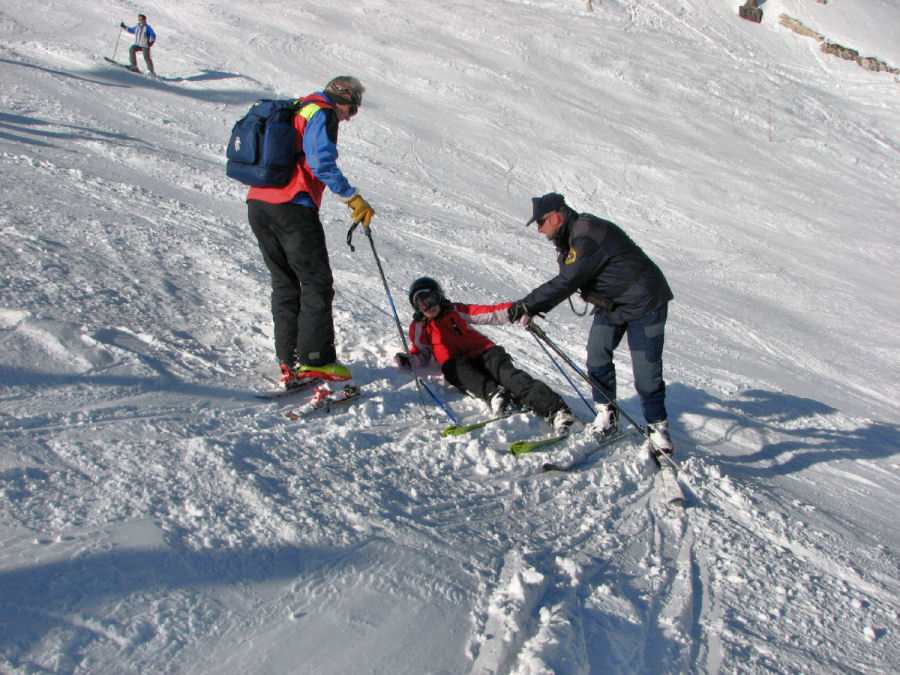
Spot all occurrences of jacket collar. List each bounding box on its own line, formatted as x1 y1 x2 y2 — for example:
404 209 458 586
553 206 577 254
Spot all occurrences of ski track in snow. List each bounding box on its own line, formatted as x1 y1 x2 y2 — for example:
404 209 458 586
1 0 899 672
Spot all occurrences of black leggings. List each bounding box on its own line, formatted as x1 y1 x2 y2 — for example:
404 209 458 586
441 346 567 418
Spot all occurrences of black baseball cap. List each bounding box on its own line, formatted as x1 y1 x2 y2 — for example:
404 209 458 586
525 192 566 226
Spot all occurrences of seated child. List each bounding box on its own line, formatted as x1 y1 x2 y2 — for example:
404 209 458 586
395 277 575 435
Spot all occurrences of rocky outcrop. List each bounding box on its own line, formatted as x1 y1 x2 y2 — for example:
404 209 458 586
779 14 825 41
779 14 898 75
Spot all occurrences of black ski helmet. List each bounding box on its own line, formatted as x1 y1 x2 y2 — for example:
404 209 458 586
408 276 444 309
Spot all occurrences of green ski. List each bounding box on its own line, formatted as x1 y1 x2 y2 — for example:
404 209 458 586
441 411 518 437
509 434 569 456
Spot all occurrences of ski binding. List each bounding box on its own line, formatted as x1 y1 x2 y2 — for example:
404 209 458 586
285 384 361 420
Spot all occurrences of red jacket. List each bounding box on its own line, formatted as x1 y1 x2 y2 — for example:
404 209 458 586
409 301 512 365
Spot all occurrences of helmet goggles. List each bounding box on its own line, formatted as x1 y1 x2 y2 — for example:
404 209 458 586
412 288 441 311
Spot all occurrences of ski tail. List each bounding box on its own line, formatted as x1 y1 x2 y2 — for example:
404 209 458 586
255 377 323 399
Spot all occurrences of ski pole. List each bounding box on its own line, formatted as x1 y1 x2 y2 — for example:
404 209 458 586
348 222 430 418
399 360 457 423
529 328 595 418
112 26 122 60
417 376 458 424
526 321 681 469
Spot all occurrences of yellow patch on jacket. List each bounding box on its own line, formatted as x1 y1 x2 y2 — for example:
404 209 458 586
565 247 578 264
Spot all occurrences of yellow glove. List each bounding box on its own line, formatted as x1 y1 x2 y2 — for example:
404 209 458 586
347 194 375 227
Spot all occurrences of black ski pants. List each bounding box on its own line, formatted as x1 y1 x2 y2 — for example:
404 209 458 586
248 199 336 367
441 346 567 419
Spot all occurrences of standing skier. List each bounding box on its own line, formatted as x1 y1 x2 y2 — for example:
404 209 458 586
398 277 575 435
247 76 376 390
120 14 156 75
508 193 676 456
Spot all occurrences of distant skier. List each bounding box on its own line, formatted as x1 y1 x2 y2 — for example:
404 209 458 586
508 193 675 457
397 277 575 435
120 14 156 75
247 76 376 390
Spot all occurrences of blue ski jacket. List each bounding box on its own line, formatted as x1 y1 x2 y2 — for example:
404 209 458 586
126 22 156 48
245 93 355 208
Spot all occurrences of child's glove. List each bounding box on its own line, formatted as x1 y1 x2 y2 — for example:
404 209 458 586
507 300 531 326
394 352 425 369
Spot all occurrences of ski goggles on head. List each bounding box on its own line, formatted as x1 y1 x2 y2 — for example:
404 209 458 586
325 81 363 107
413 289 441 311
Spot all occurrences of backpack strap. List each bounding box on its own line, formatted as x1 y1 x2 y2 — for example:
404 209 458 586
296 95 339 144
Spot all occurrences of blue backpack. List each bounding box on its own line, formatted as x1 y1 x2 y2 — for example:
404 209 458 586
226 99 300 188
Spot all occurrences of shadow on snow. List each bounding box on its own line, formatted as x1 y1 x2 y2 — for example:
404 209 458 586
0 540 365 665
667 382 899 477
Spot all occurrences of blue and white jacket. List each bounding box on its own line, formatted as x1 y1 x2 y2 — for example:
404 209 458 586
126 22 156 48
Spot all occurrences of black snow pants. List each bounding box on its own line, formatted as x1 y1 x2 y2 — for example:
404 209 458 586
248 199 336 367
441 346 567 418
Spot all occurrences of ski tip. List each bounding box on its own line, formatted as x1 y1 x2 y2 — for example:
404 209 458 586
510 434 568 456
255 390 295 400
541 463 564 472
509 443 529 456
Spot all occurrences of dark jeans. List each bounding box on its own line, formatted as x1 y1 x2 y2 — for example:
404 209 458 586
442 346 567 418
586 305 668 424
128 45 154 73
248 200 336 367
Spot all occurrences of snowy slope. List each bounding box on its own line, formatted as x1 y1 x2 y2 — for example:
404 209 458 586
1 0 898 672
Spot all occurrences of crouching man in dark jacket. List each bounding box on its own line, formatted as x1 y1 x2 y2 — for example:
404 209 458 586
508 193 675 458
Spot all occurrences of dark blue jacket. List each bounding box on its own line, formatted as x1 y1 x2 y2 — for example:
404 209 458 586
523 207 673 324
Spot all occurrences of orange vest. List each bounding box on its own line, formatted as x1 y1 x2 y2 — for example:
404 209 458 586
246 95 336 206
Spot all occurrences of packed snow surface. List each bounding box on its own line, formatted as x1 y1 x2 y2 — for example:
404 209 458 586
1 0 898 672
